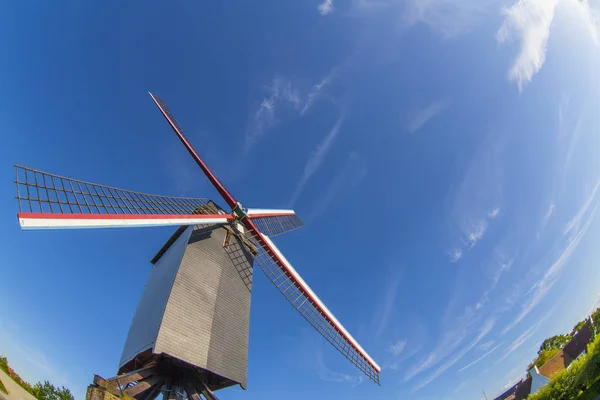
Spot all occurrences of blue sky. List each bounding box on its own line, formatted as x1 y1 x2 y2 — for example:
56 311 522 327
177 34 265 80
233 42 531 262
1 0 600 399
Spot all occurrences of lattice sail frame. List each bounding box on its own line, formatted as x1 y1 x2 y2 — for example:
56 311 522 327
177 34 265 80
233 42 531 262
14 166 230 229
240 225 381 384
248 214 304 237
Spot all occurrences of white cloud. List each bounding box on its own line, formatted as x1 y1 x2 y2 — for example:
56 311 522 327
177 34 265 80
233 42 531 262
503 184 599 333
408 101 447 133
488 207 501 219
479 340 495 352
301 73 335 116
498 319 544 362
387 320 428 371
246 77 302 150
405 295 482 383
467 220 488 248
496 0 559 91
318 0 334 15
412 317 496 391
308 153 367 221
449 248 463 263
375 277 401 338
246 73 335 150
565 181 600 235
543 202 555 225
496 0 600 90
449 133 505 261
476 259 513 310
458 341 503 373
402 0 502 38
389 339 408 356
289 117 344 206
315 344 363 385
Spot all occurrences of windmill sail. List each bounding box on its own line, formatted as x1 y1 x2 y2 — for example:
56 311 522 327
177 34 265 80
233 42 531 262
14 165 230 230
247 209 305 237
148 94 381 384
149 92 237 209
243 220 381 384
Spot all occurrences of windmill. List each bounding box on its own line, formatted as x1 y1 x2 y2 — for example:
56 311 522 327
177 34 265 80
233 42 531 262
13 93 381 400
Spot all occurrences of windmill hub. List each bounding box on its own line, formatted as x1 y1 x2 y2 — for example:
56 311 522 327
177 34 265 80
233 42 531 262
231 202 248 220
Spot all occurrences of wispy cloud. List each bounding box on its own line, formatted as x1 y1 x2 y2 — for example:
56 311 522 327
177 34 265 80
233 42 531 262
412 317 496 391
401 0 502 38
387 319 428 371
565 181 600 235
496 0 559 91
407 101 447 133
496 0 600 91
289 117 344 206
476 259 513 310
498 319 544 363
389 339 408 356
318 0 334 15
246 77 301 150
503 183 600 333
479 340 495 352
458 342 503 372
449 248 463 263
466 220 488 248
448 133 505 261
375 277 401 338
405 293 481 383
542 202 555 226
301 72 335 116
315 344 364 385
308 152 367 221
246 73 335 150
488 207 501 219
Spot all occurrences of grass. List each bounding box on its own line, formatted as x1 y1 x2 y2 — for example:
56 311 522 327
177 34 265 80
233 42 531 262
0 377 8 395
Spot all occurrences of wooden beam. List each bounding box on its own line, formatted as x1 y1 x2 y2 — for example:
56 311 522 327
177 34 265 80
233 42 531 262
198 380 219 400
185 382 203 400
108 364 157 387
124 376 163 398
138 382 164 400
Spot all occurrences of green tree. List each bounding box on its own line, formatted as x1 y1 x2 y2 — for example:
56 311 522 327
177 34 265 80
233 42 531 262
527 334 573 375
591 307 600 336
538 334 571 353
0 356 8 374
32 381 74 400
571 320 586 336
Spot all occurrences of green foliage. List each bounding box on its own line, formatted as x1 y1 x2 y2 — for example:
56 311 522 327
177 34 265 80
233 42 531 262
592 307 600 336
32 381 74 400
0 377 8 395
572 320 587 336
538 334 572 353
0 356 8 374
0 356 73 400
578 378 600 400
527 334 600 400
